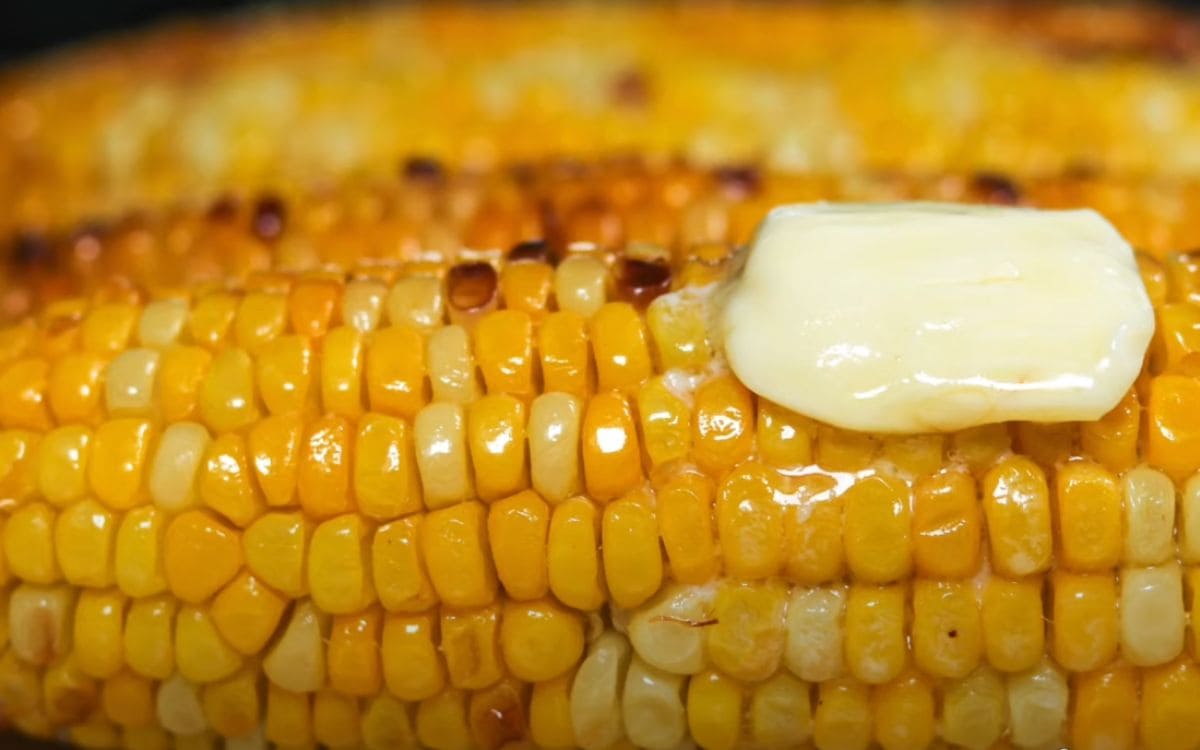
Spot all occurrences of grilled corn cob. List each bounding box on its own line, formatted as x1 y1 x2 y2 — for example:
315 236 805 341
0 163 1198 750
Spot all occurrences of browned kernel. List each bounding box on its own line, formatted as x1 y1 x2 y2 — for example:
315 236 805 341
615 258 671 307
447 262 499 312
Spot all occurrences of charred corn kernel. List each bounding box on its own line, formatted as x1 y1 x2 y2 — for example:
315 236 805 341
417 689 473 750
124 596 176 679
707 579 788 683
1147 374 1200 482
313 688 362 748
105 349 160 417
362 693 417 750
158 346 211 423
263 598 327 693
843 474 912 584
475 310 534 397
757 400 815 469
234 292 287 353
188 294 238 350
297 415 353 519
354 413 420 520
149 421 209 512
163 510 243 604
343 280 387 333
382 612 445 701
983 455 1052 577
602 491 662 608
748 672 812 749
366 326 426 419
548 496 605 611
49 352 107 424
138 299 188 348
200 433 266 527
103 671 155 728
175 605 242 683
716 461 783 579
500 261 554 317
0 358 51 431
530 671 575 749
844 583 907 685
247 414 301 508
6 501 60 583
941 666 1006 750
265 685 312 747
636 376 690 469
982 576 1045 673
1121 562 1185 666
687 670 741 750
90 418 155 510
487 490 548 600
428 325 478 404
813 679 870 750
0 429 40 510
321 326 365 418
527 393 582 504
243 511 310 597
327 607 382 696
468 394 527 502
912 579 982 679
1007 658 1068 748
199 348 260 433
44 655 98 726
309 512 375 614
693 375 754 475
1055 461 1122 572
785 585 845 682
816 426 878 473
55 498 115 587
256 335 314 416
82 303 138 354
1140 658 1200 750
1072 666 1138 750
38 425 91 507
423 501 496 608
202 669 261 739
538 311 591 398
1081 389 1140 473
656 472 717 584
571 631 630 750
873 672 934 750
155 674 208 736
555 256 607 318
582 391 641 502
414 402 473 509
210 571 287 655
1051 571 1118 672
289 279 340 338
10 583 73 665
1123 465 1176 565
387 277 444 332
501 598 584 683
440 605 502 690
912 469 980 579
620 657 685 750
374 515 437 612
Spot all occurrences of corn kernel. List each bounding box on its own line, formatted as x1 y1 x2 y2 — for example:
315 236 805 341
1072 666 1137 750
44 655 100 727
843 474 912 584
49 352 107 425
414 402 474 509
440 605 503 690
102 671 155 728
373 515 437 612
155 673 207 736
313 688 362 748
548 496 605 611
265 685 312 747
555 256 607 319
1121 562 1185 666
234 292 287 353
468 394 528 502
163 509 243 604
354 413 421 520
539 311 591 398
210 571 287 655
501 598 584 683
6 501 60 583
844 583 907 685
297 415 353 519
981 576 1045 673
123 596 176 679
784 585 845 682
149 421 210 513
309 512 375 614
199 348 261 433
382 612 445 701
9 583 74 665
327 607 382 696
982 455 1052 577
571 631 630 750
90 418 155 510
476 310 534 397
912 579 981 679
201 667 260 739
290 279 340 337
813 679 871 750
263 599 328 693
105 348 160 417
602 491 662 608
873 672 935 750
247 413 301 508
686 669 741 750
912 468 980 579
1147 374 1200 482
200 433 266 527
158 346 212 423
1055 461 1122 572
387 276 444 332
366 325 427 419
362 693 417 750
1007 658 1068 748
528 392 582 504
55 498 115 587
1081 388 1140 474
707 579 788 683
716 461 784 579
256 334 315 416
1123 465 1176 565
137 299 188 348
243 510 310 597
757 400 815 469
37 425 91 506
530 671 576 750
693 375 754 476
188 293 238 350
1051 571 1119 672
487 490 548 601
0 429 40 511
1140 658 1200 750
428 325 479 404
636 376 691 469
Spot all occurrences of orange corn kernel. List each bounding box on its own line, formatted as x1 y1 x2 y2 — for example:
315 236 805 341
538 311 591 398
581 391 642 503
366 325 427 419
297 415 354 519
912 469 981 579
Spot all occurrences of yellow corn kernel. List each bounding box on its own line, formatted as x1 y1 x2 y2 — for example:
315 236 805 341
748 671 811 750
881 434 944 478
343 280 387 333
475 310 534 397
981 576 1045 673
55 498 115 587
1183 475 1200 562
602 490 662 609
590 302 652 394
581 393 643 503
155 673 207 736
82 302 138 354
138 299 188 348
1013 421 1075 469
123 596 176 679
784 480 844 586
103 670 155 728
1081 388 1140 474
234 292 287 353
417 689 473 750
571 631 631 750
636 376 690 471
1147 374 1200 482
423 501 497 608
163 509 243 604
6 501 60 583
538 311 591 398
501 598 584 683
105 348 160 417
200 433 266 527
946 423 1010 476
122 726 171 750
813 679 871 750
487 490 549 601
530 671 576 750
297 415 353 519
414 402 474 509
1141 658 1200 750
69 711 121 749
309 512 375 614
328 607 382 696
707 579 788 683
175 604 243 683
247 413 301 508
912 469 980 579
201 666 260 739
313 688 362 748
49 352 107 425
816 425 878 473
387 276 444 332
757 400 815 469
912 579 982 679
367 325 427 420
1055 461 1122 572
1051 571 1118 672
199 348 261 433
873 672 935 750
243 510 310 597
374 515 437 612
382 612 445 701
547 496 605 611
427 325 479 404
528 392 582 504
440 605 503 690
263 598 328 693
717 461 783 579
90 418 155 510
784 585 845 682
627 583 712 676
158 345 212 423
982 455 1052 577
210 571 287 655
0 646 41 717
656 472 718 585
555 256 607 319
354 413 421 520
843 474 912 584
256 334 315 416
1121 562 1185 666
1007 658 1068 748
148 421 210 513
43 654 99 725
189 293 238 350
265 685 313 747
686 670 741 750
0 429 40 511
693 375 754 476
468 394 528 502
500 262 554 318
646 290 711 371
844 583 907 685
362 693 417 750
321 326 366 418
10 583 73 665
1072 665 1137 750
37 425 91 506
1123 465 1176 565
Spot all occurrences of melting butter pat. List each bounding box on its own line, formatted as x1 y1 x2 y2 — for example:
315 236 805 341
721 203 1154 433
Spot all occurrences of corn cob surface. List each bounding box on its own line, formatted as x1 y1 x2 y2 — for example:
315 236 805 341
0 160 1196 750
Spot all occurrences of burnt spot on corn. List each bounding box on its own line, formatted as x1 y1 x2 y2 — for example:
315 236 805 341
207 194 240 222
508 239 551 264
971 172 1022 205
616 257 672 307
251 194 286 241
10 232 52 269
713 164 762 200
447 261 498 311
402 155 445 183
612 67 651 109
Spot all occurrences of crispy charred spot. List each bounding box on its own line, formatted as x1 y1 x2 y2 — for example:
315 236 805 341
612 67 651 109
508 239 551 264
402 155 445 182
10 232 52 268
971 172 1022 205
616 257 672 306
251 194 287 241
713 164 762 199
447 261 498 312
207 194 239 222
